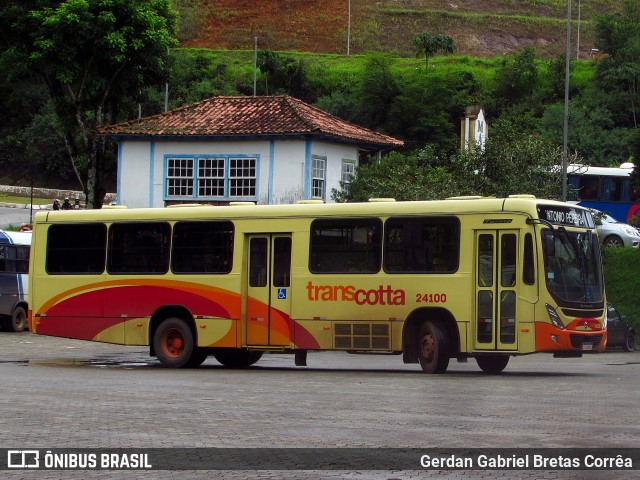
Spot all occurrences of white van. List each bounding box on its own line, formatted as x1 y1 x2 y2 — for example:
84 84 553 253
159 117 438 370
0 229 31 331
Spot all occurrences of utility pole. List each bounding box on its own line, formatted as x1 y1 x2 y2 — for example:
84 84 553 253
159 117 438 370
562 0 572 202
253 37 258 96
576 0 581 60
347 0 351 55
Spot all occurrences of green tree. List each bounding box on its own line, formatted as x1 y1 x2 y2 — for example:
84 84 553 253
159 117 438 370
331 150 457 203
333 124 569 203
486 47 540 116
356 55 400 130
595 0 640 128
412 32 455 73
0 0 178 208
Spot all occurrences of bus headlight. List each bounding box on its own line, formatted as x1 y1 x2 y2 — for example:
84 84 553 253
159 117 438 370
545 304 565 330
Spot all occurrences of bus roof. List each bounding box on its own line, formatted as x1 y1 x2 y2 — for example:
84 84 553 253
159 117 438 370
0 229 32 245
32 196 581 223
567 164 633 177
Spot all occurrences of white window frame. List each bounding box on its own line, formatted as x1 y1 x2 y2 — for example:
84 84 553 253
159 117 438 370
165 155 258 201
166 157 194 197
229 157 257 198
341 159 357 185
198 157 225 197
311 155 326 200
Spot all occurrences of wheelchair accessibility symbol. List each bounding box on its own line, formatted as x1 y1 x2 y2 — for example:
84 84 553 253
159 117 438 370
277 288 287 300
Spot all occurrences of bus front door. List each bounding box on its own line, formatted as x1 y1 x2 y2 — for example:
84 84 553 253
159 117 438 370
246 234 292 346
475 231 518 351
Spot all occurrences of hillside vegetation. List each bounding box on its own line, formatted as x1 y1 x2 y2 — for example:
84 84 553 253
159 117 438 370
180 0 623 58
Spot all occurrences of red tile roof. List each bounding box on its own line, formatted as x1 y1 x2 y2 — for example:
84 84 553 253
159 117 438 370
100 95 403 148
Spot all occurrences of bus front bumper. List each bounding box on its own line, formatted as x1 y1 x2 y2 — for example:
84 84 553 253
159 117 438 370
535 322 607 353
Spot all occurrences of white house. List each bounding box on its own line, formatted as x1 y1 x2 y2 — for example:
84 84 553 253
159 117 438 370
101 95 403 207
460 105 487 151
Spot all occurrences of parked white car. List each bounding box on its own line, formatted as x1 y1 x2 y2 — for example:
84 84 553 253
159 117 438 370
590 209 640 248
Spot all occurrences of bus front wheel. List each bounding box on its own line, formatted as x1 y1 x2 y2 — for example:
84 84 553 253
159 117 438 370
475 354 510 374
153 318 195 368
418 320 450 374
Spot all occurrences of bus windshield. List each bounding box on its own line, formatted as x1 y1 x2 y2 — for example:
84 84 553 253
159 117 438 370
542 229 604 305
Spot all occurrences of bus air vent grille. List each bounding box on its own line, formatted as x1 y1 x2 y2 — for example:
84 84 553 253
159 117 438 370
569 334 603 348
334 323 390 350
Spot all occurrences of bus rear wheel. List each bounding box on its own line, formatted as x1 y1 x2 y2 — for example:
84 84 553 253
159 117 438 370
213 348 263 368
4 306 27 332
418 320 450 374
153 318 195 368
475 354 510 374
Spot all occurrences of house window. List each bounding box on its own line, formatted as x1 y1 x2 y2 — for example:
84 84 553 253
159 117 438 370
342 159 356 185
165 155 258 200
167 158 194 197
229 158 257 197
198 158 225 197
312 156 326 199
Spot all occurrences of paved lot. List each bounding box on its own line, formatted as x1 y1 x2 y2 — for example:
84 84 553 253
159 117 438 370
0 205 38 228
0 331 639 479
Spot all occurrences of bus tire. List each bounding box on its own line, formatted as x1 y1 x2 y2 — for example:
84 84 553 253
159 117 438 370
8 306 28 332
153 317 195 368
185 348 209 368
418 320 450 374
476 354 510 374
213 349 263 368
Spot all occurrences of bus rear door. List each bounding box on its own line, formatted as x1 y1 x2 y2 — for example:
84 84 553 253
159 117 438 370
245 234 292 346
475 230 518 351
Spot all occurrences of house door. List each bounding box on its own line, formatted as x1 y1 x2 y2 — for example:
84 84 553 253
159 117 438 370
475 230 519 351
246 234 292 346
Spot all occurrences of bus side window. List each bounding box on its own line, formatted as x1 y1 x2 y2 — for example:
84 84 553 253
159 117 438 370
602 177 621 202
523 233 535 285
579 177 599 200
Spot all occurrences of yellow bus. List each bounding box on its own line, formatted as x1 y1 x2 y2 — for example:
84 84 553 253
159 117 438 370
28 196 607 374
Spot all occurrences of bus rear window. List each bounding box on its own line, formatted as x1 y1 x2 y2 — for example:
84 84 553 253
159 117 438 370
384 216 459 273
46 224 107 274
172 221 234 274
310 218 381 273
108 223 171 274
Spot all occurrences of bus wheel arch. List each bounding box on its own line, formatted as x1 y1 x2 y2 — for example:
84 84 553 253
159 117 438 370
149 306 201 368
402 308 459 368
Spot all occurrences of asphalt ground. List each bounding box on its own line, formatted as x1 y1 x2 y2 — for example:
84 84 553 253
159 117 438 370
0 331 638 480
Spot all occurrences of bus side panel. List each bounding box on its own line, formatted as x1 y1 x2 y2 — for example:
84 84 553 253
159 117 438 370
34 280 242 345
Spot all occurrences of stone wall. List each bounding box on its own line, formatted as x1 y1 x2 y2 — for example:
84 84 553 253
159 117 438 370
0 185 116 204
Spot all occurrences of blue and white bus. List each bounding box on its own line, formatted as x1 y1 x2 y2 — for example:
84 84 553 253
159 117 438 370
568 163 640 223
0 229 31 332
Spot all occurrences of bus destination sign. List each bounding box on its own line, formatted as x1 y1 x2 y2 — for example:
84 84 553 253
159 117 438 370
537 205 594 228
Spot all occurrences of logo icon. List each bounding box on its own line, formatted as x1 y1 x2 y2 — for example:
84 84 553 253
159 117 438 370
277 288 287 300
8 450 40 469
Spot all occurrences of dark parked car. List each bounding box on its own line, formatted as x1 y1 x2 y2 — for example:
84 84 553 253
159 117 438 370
607 303 635 352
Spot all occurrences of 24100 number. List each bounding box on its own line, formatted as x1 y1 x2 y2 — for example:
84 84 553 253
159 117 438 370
416 293 447 303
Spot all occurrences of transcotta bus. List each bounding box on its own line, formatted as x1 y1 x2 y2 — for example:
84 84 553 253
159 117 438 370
28 196 606 374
